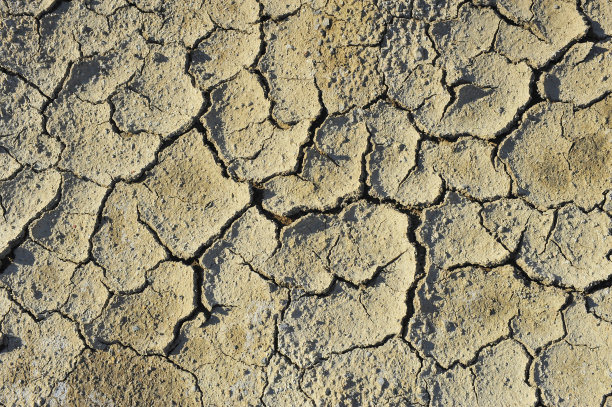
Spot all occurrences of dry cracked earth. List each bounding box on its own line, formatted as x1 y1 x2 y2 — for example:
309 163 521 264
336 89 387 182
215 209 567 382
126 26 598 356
0 0 611 406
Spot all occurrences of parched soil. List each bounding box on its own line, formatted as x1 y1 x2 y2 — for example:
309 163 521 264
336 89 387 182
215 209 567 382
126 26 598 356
0 0 611 406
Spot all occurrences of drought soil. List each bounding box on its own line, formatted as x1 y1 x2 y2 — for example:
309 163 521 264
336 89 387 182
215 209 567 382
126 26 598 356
0 0 611 405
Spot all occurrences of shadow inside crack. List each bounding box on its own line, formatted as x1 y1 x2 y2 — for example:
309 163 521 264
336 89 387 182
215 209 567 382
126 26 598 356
451 84 496 113
541 75 561 100
0 334 23 353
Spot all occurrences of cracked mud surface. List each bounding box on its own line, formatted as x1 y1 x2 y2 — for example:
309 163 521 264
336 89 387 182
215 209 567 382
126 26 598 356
0 0 610 406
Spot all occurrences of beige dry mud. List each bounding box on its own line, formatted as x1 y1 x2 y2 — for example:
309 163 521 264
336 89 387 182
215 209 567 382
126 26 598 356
0 0 611 406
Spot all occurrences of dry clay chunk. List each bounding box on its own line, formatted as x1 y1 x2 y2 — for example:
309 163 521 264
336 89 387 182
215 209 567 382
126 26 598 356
201 207 278 271
48 345 201 406
29 173 107 263
279 251 415 367
120 0 213 47
259 9 321 124
413 52 532 139
199 214 288 366
231 209 338 292
42 29 161 186
150 0 214 47
47 94 160 186
0 72 60 170
40 0 120 60
61 262 109 328
203 70 310 182
0 240 77 317
138 129 251 258
493 0 588 68
111 44 203 136
91 183 167 293
260 2 385 120
365 100 443 207
412 0 463 20
301 338 422 406
366 110 510 206
261 212 337 293
582 0 612 38
0 291 84 407
391 2 499 123
481 198 552 253
517 204 612 290
0 12 77 96
262 110 368 216
500 98 612 210
205 0 259 31
0 121 62 171
429 4 499 70
382 6 532 139
170 312 267 406
262 201 411 293
59 37 146 104
0 1 118 93
263 355 312 407
426 138 511 200
380 19 440 111
364 101 420 195
217 202 410 296
313 0 387 113
189 29 259 91
173 207 287 404
533 299 612 407
200 209 282 311
316 43 384 115
588 288 612 322
418 192 509 270
481 199 612 290
260 0 301 18
88 261 194 354
422 340 537 407
323 202 411 284
0 0 55 15
0 148 20 180
407 265 567 367
539 40 612 106
0 168 60 257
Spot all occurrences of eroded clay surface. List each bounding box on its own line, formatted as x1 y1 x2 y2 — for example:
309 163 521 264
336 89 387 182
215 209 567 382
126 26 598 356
137 129 251 258
1 0 610 405
533 299 612 407
421 340 537 407
499 97 612 210
407 265 567 367
0 288 84 406
48 345 201 406
538 40 612 106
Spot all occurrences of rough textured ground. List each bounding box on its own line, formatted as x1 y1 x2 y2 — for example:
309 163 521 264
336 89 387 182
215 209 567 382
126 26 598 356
0 0 611 406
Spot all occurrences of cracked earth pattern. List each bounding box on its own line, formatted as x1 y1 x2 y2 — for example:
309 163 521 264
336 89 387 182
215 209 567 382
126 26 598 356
0 0 611 406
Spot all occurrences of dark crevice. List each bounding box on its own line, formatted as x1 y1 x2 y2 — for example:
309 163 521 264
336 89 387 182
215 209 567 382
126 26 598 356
585 274 612 295
194 115 233 180
0 174 64 262
293 79 329 176
163 262 206 355
301 333 396 369
0 65 50 100
359 126 375 199
400 212 428 339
